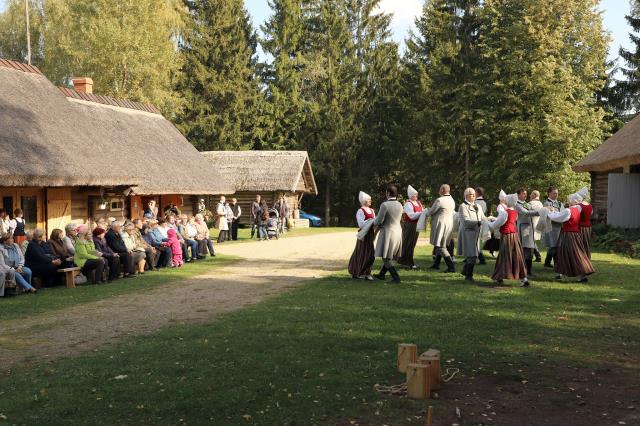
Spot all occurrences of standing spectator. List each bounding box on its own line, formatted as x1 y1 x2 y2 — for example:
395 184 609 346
143 200 158 220
74 228 106 284
194 214 215 256
25 228 61 286
12 208 27 245
62 223 78 256
216 196 229 243
164 203 180 216
105 221 134 278
166 228 183 267
250 195 261 238
0 233 37 293
258 204 270 241
275 194 289 234
92 227 120 281
0 209 14 235
225 201 234 239
48 229 75 268
229 198 241 241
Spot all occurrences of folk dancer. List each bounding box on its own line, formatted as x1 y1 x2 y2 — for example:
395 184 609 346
548 193 595 282
429 184 457 273
488 194 530 287
348 191 376 280
483 190 507 256
576 187 593 259
515 188 540 278
374 185 403 283
459 188 486 282
474 187 488 264
398 185 424 269
542 186 563 268
529 190 544 262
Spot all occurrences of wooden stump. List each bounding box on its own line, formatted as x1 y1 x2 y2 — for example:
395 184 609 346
406 362 430 400
397 343 418 373
419 349 441 391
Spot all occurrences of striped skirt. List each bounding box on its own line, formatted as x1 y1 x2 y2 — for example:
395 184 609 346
348 229 375 278
398 221 419 267
492 233 527 281
555 232 595 277
580 226 592 259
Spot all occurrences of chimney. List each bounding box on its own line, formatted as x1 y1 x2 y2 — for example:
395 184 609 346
72 77 93 94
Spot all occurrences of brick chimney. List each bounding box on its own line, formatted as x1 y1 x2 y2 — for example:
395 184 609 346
72 77 94 94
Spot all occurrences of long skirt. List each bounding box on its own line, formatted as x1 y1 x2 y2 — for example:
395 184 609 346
484 236 500 253
555 232 595 277
580 226 592 259
398 221 419 267
348 229 375 278
492 233 527 281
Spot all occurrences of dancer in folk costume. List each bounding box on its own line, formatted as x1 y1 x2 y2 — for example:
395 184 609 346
398 185 425 269
429 184 457 272
483 190 507 256
489 194 530 287
543 186 564 268
515 188 540 278
529 190 544 262
348 191 376 280
549 193 595 282
474 187 488 264
576 187 593 259
374 185 403 283
459 188 486 282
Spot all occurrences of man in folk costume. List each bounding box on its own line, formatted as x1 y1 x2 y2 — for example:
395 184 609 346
542 186 564 268
548 193 595 282
489 194 530 287
576 187 593 259
515 188 540 278
529 190 544 262
459 188 486 282
398 185 424 269
474 187 488 264
348 191 376 280
374 185 403 283
429 184 457 272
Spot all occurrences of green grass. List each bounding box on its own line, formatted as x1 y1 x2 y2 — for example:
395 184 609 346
1 247 638 425
0 255 238 320
209 226 350 243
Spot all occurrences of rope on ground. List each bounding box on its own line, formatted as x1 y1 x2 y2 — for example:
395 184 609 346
442 367 459 383
374 368 460 395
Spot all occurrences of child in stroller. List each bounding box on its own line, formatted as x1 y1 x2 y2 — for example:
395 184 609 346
266 209 279 240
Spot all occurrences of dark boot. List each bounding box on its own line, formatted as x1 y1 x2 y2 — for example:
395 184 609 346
376 265 388 280
461 263 469 277
465 263 475 282
544 251 553 268
478 252 486 265
525 258 533 277
430 254 442 270
534 247 542 262
389 267 401 283
443 256 456 273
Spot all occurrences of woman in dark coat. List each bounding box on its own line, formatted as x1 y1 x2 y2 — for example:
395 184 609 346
25 228 62 287
93 227 121 281
47 228 75 268
348 191 376 280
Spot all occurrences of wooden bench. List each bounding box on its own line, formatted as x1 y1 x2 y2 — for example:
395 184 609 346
58 267 82 288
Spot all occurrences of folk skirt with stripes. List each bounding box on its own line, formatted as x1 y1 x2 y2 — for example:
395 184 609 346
348 228 376 278
491 233 527 281
398 221 419 267
580 226 592 259
555 232 595 277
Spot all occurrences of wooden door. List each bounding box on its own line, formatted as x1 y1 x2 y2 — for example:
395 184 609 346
129 195 143 220
608 173 640 228
46 188 72 235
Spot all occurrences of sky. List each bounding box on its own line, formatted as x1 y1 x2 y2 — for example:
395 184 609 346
0 0 634 62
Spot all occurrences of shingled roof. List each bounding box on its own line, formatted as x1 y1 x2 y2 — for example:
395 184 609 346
573 115 640 172
201 151 317 194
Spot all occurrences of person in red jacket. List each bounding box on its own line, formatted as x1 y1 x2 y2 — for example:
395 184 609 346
488 194 529 287
576 187 593 259
398 185 424 269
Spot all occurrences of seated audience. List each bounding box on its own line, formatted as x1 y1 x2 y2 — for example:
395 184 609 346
25 228 61 287
105 221 134 278
142 221 171 268
0 233 36 293
194 214 215 257
62 223 78 256
74 228 106 284
133 219 160 270
48 228 75 268
179 214 202 261
20 230 33 255
92 227 120 281
122 224 146 275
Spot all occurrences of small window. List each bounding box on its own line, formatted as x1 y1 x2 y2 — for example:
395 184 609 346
110 199 124 212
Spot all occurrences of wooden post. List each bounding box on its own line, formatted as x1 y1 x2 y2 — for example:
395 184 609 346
406 363 430 400
419 349 441 391
397 343 418 373
426 405 433 426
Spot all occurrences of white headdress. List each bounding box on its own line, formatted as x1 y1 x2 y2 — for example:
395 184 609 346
499 190 507 201
568 193 581 205
358 191 371 206
506 194 518 208
407 185 418 198
577 187 589 201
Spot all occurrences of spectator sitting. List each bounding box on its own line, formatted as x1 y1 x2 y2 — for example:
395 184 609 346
0 233 36 293
74 228 106 284
25 228 62 287
133 219 160 270
143 220 172 268
48 228 76 268
167 214 192 263
105 221 134 278
94 217 107 230
194 214 215 257
20 229 33 255
122 223 147 275
92 227 120 281
179 214 202 260
62 223 78 256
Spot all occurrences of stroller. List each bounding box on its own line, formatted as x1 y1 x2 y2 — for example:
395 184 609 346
266 209 280 239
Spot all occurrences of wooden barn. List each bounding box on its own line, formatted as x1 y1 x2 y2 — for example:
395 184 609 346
0 59 232 235
200 151 318 220
573 116 640 228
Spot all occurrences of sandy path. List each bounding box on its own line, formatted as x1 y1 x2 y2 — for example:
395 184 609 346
0 231 355 372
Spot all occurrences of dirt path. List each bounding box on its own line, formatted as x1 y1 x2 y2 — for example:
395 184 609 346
0 231 356 372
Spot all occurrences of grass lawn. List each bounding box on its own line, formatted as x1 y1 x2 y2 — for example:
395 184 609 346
210 226 349 243
1 247 639 425
0 255 238 320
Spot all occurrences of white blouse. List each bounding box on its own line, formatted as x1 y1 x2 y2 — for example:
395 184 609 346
403 201 423 221
490 208 511 230
549 205 581 223
356 207 375 228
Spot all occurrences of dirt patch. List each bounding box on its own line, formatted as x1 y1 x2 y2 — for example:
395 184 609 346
0 231 355 375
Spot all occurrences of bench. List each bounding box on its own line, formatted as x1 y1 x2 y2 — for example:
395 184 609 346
58 267 82 288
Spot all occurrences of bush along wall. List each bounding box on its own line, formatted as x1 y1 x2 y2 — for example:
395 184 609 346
592 224 640 258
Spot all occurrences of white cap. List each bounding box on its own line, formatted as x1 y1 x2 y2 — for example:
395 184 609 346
568 193 581 204
359 191 371 206
499 190 507 201
577 187 589 201
506 194 518 208
408 185 418 198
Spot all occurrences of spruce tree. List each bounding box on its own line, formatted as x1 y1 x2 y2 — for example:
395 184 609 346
619 0 640 112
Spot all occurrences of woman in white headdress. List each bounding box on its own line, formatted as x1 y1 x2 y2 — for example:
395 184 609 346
348 191 376 280
488 194 529 287
576 187 593 259
398 185 425 269
483 190 507 256
549 193 595 282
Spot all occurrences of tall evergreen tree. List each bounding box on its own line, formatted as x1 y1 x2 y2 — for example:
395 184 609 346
176 0 264 151
619 0 640 112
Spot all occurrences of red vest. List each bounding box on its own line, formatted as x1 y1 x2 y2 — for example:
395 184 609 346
562 207 581 233
500 209 518 234
361 207 375 220
579 203 593 227
402 201 423 223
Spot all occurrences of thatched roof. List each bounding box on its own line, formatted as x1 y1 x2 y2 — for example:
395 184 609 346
61 88 234 195
0 60 139 187
201 151 318 194
573 115 640 172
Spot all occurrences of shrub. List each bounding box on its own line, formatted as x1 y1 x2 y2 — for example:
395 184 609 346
592 224 640 258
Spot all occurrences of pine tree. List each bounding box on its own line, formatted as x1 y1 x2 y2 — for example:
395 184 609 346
619 0 640 112
176 0 264 151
